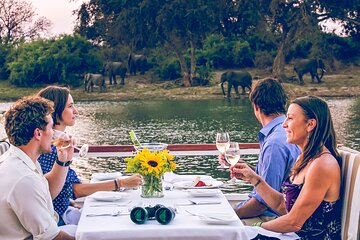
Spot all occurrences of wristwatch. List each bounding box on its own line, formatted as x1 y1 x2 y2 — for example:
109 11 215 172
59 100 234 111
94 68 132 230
55 158 72 167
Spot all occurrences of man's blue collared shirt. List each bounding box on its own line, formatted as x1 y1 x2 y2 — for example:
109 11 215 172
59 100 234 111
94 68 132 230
238 115 300 217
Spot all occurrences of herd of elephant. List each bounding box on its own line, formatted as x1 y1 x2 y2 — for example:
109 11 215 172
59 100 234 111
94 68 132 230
84 53 147 92
220 58 326 98
84 57 326 98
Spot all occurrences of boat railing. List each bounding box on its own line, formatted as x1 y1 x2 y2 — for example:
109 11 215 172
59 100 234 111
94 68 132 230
76 143 260 157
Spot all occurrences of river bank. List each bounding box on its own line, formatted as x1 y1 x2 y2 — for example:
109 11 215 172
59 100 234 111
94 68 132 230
0 66 359 101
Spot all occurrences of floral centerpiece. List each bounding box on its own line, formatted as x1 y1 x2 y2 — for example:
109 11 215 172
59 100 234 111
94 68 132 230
125 148 176 198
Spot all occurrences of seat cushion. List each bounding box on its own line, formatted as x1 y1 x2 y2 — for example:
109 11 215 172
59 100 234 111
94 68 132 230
338 148 360 240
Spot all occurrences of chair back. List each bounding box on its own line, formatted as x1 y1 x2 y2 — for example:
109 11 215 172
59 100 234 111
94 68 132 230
0 140 10 157
338 146 360 240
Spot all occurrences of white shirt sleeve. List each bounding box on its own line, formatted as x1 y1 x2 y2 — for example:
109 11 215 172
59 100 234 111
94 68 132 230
9 175 60 240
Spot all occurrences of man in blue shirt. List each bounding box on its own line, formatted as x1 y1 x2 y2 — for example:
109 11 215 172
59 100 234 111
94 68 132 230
222 78 300 225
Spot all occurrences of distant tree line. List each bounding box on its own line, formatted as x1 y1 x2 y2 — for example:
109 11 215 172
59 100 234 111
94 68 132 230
0 0 359 87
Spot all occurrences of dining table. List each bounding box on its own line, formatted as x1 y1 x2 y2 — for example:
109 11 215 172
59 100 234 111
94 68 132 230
75 173 300 240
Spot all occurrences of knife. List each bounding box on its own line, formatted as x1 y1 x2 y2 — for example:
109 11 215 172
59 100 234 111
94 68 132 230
176 199 222 205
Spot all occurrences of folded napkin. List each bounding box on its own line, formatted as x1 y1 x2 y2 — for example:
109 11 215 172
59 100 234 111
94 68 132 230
237 226 300 240
92 172 122 181
163 172 214 183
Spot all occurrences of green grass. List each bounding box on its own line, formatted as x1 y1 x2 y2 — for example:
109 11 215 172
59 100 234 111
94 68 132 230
0 65 359 102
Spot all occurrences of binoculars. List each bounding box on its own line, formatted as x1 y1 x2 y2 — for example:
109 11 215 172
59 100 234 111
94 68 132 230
130 204 176 225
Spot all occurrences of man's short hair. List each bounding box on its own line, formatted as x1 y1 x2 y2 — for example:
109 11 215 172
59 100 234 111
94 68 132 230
4 96 54 146
249 78 288 116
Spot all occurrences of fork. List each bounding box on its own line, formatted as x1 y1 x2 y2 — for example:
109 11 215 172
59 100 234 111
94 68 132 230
86 211 130 217
176 199 221 206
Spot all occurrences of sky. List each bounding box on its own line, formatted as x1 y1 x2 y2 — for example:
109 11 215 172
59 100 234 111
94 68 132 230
30 0 85 36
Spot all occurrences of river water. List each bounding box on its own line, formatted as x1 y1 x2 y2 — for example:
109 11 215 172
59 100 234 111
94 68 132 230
0 98 359 193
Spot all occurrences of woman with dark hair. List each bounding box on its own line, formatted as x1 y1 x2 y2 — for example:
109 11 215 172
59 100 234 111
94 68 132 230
37 86 142 226
231 96 342 239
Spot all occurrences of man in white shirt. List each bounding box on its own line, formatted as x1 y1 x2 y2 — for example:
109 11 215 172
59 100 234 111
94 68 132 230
0 96 74 240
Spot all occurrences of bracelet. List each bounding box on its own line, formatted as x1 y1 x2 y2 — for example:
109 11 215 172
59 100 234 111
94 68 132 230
55 158 72 167
252 221 263 227
113 179 119 191
253 179 261 187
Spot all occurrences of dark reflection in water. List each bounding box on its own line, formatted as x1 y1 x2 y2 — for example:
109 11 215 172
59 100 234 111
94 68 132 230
0 98 359 193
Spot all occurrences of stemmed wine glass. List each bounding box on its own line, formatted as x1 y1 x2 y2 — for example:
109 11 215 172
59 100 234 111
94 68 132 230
216 132 230 168
52 130 89 157
224 142 241 183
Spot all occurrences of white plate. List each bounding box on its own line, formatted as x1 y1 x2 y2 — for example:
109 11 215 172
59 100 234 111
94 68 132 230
92 172 122 181
89 191 129 202
187 189 221 197
198 213 238 225
173 180 223 189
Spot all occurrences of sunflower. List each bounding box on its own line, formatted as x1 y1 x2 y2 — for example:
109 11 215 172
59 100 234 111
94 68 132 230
125 147 176 178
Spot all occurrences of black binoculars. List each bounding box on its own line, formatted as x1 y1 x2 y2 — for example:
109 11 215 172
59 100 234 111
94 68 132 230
130 204 176 225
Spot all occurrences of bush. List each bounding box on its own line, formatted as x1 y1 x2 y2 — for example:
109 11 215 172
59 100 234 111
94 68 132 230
254 51 275 68
198 34 255 69
232 40 254 67
286 40 312 63
8 34 102 87
154 57 181 80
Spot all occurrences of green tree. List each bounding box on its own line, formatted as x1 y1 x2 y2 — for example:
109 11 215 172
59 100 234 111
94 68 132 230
75 0 226 86
8 34 102 87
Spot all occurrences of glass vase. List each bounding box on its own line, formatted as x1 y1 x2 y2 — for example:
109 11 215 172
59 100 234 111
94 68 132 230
141 174 164 198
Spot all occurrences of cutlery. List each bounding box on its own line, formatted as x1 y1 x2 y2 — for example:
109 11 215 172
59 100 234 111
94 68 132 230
185 210 225 221
89 201 132 207
164 185 174 191
86 211 130 217
176 199 222 206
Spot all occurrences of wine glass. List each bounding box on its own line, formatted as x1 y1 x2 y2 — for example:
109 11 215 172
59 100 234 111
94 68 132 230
224 142 241 183
52 130 89 157
216 132 230 168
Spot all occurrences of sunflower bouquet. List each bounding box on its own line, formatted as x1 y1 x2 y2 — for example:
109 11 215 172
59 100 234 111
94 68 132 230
125 148 176 198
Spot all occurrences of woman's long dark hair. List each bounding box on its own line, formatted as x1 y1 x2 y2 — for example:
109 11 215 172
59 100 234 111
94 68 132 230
291 96 342 178
37 86 70 125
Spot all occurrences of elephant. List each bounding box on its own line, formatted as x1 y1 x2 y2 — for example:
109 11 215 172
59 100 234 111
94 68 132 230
128 53 147 75
103 61 127 85
294 58 325 85
220 71 252 98
84 73 106 92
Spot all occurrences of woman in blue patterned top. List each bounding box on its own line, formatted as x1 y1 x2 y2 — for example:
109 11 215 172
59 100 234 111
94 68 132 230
37 86 143 226
231 96 342 239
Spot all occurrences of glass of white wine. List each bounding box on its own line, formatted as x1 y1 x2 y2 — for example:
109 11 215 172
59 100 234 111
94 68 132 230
216 132 230 168
225 142 241 183
52 130 89 157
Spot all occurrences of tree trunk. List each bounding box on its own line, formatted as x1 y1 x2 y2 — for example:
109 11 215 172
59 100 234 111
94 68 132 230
272 40 288 83
178 54 191 87
165 38 191 87
189 35 196 85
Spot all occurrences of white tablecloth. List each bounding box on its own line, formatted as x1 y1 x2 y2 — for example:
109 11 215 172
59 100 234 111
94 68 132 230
76 174 299 240
76 187 246 240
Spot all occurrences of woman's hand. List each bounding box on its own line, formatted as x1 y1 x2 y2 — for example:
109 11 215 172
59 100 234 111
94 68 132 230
119 173 143 188
230 162 260 185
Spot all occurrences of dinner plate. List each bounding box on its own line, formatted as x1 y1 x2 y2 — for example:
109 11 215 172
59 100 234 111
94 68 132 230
187 189 221 197
173 180 223 189
89 191 129 202
198 213 238 225
92 172 122 181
